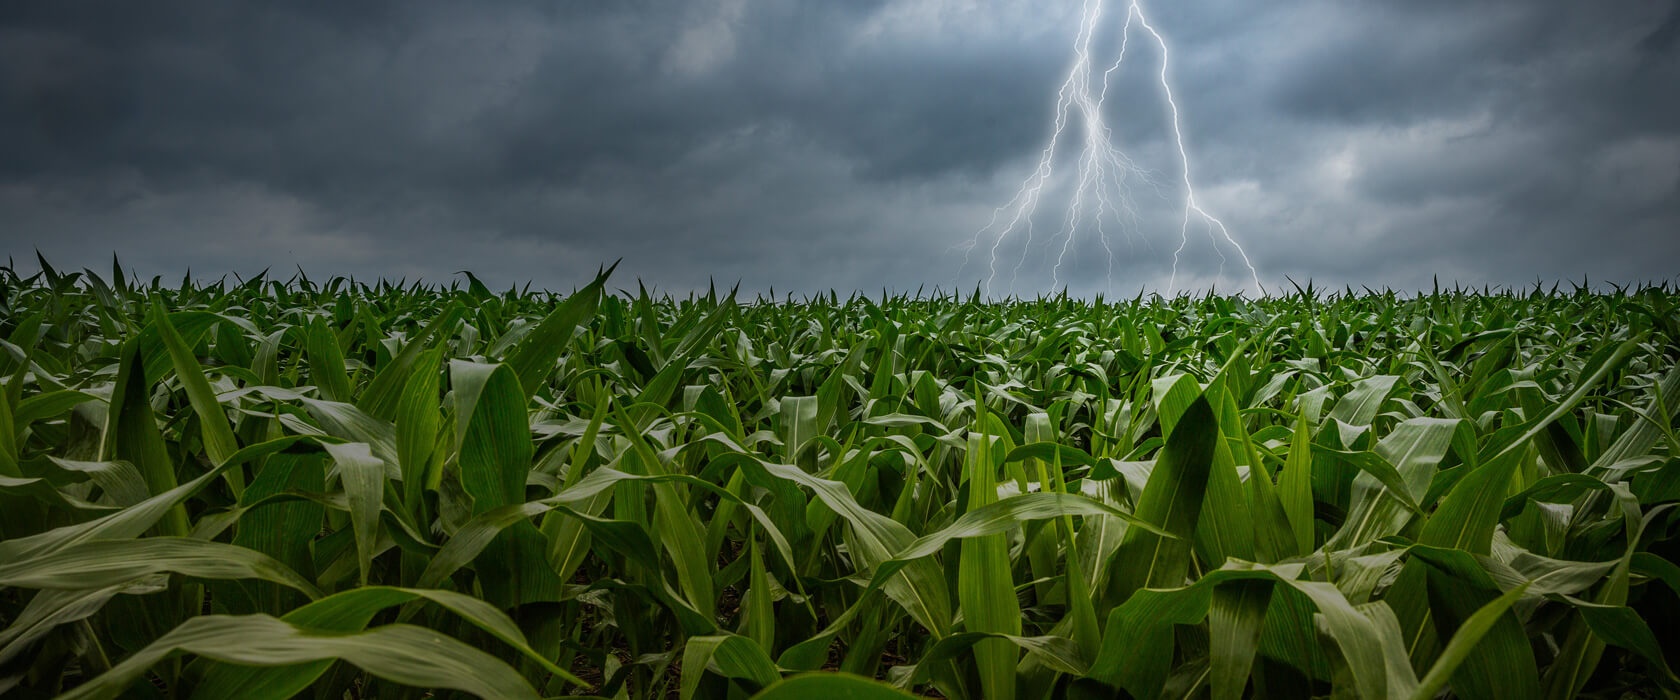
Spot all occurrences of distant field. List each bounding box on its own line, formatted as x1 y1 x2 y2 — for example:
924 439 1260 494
2 262 1677 699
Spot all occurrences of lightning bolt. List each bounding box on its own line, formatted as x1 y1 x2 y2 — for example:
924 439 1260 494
955 0 1262 296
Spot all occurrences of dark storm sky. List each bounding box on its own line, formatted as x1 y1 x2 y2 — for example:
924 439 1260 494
2 0 1677 295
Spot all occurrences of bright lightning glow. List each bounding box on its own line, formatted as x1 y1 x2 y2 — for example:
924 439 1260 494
955 0 1262 297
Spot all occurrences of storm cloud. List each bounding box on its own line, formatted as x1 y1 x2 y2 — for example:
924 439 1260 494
2 0 1676 294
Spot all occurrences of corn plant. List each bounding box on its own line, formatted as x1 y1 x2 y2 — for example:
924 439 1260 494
1 258 1677 699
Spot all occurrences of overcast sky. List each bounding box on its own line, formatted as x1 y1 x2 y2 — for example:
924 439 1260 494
3 0 1677 296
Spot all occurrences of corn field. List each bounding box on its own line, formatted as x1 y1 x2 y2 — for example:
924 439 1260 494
2 258 1678 699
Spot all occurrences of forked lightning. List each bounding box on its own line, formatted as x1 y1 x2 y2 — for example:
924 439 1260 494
956 0 1263 296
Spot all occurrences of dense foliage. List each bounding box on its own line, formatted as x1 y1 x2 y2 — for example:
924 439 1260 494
2 258 1678 699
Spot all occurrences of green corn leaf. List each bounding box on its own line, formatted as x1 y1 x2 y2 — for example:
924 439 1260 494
1106 394 1219 607
60 614 541 700
323 441 384 587
680 634 781 700
1277 414 1316 555
304 315 355 403
958 390 1022 700
450 360 562 608
100 339 189 538
151 297 240 470
190 585 585 698
0 537 321 599
749 673 920 700
1208 579 1271 700
504 263 613 403
1410 583 1532 700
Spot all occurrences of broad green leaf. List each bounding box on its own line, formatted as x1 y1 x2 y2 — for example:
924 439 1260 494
451 360 562 608
323 442 384 586
1106 395 1218 607
680 634 781 700
1208 579 1271 700
151 298 240 470
1330 418 1465 549
1410 583 1531 700
60 614 540 700
100 339 189 537
1327 375 1400 427
958 398 1022 700
304 315 355 403
191 586 585 698
749 673 920 700
394 344 444 520
1278 413 1316 555
0 537 321 599
504 264 612 402
357 302 463 421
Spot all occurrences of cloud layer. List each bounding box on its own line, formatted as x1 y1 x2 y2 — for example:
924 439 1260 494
3 0 1676 294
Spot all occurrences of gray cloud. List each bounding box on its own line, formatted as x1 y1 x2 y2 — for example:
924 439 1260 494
1 0 1676 295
